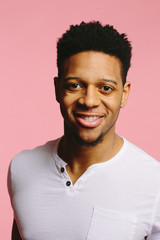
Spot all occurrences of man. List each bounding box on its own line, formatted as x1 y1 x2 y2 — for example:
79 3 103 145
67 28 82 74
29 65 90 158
8 21 160 240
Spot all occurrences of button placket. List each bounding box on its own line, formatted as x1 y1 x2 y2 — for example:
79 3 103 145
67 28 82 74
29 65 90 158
60 167 65 173
66 181 71 186
60 166 72 187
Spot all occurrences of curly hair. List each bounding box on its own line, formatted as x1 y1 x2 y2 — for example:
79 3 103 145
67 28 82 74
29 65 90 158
57 21 132 85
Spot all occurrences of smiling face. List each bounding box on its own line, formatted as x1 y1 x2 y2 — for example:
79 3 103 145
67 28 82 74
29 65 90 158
55 51 130 146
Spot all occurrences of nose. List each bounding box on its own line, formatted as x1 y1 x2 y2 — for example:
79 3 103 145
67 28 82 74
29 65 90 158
77 85 100 108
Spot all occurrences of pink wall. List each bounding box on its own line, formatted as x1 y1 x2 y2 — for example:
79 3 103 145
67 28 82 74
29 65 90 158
1 0 160 238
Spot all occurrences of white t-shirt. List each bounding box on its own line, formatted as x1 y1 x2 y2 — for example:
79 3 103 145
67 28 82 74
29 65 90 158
8 138 160 240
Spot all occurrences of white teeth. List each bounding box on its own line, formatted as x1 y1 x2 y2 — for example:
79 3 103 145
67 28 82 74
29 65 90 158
82 116 99 121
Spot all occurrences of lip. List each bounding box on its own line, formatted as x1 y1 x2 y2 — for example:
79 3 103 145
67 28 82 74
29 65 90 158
74 112 104 128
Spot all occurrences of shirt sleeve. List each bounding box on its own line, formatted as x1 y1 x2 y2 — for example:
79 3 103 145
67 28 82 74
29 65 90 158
7 159 16 209
147 190 160 240
7 162 12 203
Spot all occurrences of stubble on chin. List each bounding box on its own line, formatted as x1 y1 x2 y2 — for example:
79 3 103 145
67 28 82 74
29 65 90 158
69 130 104 147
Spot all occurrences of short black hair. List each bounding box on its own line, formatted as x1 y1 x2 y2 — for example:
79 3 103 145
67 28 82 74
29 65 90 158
57 21 132 85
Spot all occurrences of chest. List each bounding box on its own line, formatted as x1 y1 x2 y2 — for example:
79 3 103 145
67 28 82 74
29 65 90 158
13 173 154 240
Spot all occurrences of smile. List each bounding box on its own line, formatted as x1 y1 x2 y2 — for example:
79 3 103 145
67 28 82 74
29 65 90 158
81 116 100 121
74 114 103 128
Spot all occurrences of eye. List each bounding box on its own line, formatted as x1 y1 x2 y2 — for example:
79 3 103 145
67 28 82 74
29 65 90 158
101 86 113 93
67 83 81 91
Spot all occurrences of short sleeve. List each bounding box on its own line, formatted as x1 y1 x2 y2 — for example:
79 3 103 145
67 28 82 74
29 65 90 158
7 161 13 207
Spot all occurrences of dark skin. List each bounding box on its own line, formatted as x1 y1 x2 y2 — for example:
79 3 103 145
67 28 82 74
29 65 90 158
55 52 130 184
11 52 148 239
12 219 22 240
12 52 130 238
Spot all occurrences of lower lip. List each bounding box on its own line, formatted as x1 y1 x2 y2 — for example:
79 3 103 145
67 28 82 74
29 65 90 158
75 116 103 128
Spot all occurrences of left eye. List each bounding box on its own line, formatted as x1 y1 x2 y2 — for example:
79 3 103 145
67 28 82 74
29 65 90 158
101 86 112 92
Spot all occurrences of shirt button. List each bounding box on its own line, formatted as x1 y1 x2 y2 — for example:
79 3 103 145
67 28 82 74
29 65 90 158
66 181 71 186
61 167 65 173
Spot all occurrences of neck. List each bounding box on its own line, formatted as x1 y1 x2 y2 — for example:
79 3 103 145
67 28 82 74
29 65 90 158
58 129 123 173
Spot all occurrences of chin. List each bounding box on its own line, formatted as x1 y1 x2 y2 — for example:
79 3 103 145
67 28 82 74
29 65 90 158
73 132 104 147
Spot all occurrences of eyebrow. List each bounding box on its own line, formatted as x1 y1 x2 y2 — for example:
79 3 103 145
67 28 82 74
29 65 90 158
100 78 117 85
64 77 80 81
64 77 117 85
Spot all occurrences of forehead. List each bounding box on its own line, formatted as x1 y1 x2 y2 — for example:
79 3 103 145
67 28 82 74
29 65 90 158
62 51 122 82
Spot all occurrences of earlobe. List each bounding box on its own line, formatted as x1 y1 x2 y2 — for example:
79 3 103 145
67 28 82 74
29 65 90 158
120 82 131 108
54 77 60 103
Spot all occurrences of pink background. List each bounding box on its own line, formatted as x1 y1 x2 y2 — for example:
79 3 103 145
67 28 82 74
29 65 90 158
1 0 160 238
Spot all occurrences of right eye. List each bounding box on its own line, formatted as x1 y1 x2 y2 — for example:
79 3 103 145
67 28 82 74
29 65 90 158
67 83 81 91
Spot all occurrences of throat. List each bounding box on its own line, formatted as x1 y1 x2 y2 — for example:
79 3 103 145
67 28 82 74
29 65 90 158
58 134 123 184
66 164 87 185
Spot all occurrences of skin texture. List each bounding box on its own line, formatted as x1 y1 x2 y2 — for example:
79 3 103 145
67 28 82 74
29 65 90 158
12 51 130 239
55 51 130 183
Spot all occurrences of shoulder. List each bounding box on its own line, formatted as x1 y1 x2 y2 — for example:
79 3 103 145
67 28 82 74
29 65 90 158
123 138 160 181
119 138 160 201
9 138 61 177
124 138 159 165
8 138 61 197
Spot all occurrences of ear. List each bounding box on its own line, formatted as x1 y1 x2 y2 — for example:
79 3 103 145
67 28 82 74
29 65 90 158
54 77 60 103
120 81 131 108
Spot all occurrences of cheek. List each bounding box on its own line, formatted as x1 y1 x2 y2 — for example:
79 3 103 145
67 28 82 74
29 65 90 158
103 95 122 112
63 93 79 107
60 95 77 115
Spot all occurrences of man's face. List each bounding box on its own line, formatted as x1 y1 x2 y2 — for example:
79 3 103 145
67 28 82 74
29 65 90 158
55 51 130 145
